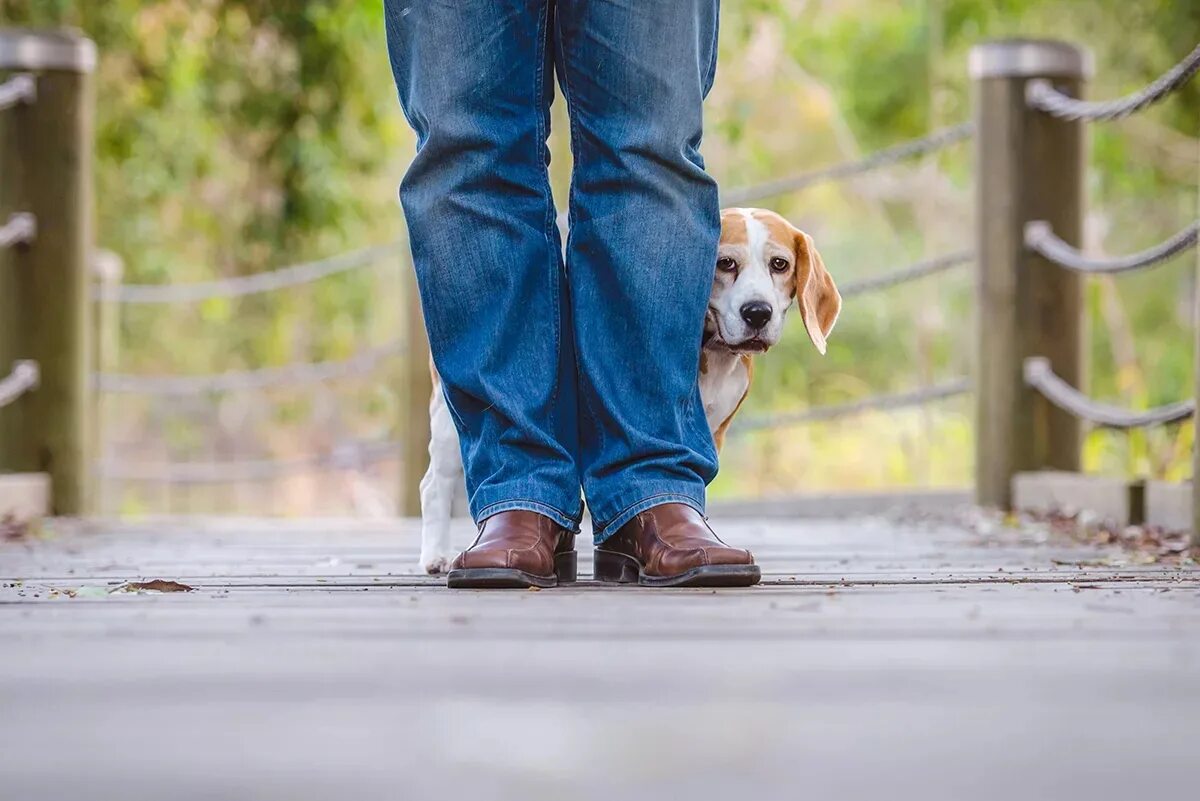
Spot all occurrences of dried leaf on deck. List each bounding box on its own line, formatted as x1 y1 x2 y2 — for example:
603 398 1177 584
1 514 30 543
112 579 195 594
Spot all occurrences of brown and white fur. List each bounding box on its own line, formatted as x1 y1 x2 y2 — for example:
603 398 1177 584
418 208 840 573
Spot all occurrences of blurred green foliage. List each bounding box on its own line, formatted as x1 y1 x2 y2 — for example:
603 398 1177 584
1 0 1197 510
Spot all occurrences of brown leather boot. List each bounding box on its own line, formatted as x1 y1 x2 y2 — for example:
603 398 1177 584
447 510 577 589
594 503 760 587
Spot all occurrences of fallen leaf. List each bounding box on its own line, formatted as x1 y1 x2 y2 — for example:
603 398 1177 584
1 514 30 542
112 579 194 594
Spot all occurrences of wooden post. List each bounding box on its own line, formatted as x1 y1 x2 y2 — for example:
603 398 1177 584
400 252 432 517
1127 478 1146 528
971 40 1090 509
1193 171 1200 548
92 250 123 516
0 30 96 515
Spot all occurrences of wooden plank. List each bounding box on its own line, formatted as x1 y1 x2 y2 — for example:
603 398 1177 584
0 513 1147 580
0 516 1197 799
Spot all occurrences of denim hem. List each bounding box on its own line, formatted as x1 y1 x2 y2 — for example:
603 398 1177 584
591 491 706 545
473 498 583 534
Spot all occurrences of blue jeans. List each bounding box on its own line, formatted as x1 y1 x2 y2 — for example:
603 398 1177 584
385 0 720 543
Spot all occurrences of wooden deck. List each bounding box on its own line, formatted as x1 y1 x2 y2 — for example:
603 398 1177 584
2 512 1198 800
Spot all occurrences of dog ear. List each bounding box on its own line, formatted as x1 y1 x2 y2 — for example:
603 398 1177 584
793 230 841 355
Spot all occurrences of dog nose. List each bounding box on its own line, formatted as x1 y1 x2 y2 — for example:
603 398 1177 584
740 301 772 331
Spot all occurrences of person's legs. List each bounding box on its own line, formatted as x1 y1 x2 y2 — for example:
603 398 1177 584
553 0 721 543
385 0 582 531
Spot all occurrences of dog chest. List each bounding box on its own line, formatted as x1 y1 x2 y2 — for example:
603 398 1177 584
699 352 751 435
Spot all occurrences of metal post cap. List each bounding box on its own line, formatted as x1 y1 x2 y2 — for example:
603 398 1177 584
970 39 1093 80
0 28 96 73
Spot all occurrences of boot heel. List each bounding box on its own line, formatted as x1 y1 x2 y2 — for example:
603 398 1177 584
593 550 640 584
554 551 578 584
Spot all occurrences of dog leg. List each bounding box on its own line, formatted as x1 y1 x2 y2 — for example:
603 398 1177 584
419 389 463 574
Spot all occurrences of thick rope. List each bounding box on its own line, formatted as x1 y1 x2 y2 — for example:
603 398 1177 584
722 123 974 206
96 241 406 304
0 361 39 408
1024 357 1194 428
840 251 973 298
101 126 973 304
95 340 406 395
1026 220 1198 274
95 438 402 484
1026 42 1200 122
730 377 971 435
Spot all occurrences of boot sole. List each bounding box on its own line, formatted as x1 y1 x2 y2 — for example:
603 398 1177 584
593 549 761 588
447 552 577 589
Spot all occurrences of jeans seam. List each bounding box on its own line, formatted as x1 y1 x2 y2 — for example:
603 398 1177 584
702 2 720 96
686 383 715 455
476 498 583 530
383 9 422 136
553 11 608 456
592 491 705 542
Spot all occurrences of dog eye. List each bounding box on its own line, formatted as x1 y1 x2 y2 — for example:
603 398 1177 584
716 257 737 273
770 257 790 273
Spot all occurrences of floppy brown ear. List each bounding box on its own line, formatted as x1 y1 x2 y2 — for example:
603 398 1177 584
793 230 841 355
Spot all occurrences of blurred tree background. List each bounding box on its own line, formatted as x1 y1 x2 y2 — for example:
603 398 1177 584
1 0 1196 514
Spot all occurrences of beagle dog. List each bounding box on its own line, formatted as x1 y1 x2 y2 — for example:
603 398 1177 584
417 207 840 574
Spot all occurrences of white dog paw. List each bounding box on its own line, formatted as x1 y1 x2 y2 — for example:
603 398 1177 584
420 550 454 575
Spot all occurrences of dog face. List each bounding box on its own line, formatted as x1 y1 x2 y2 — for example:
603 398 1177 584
705 208 841 354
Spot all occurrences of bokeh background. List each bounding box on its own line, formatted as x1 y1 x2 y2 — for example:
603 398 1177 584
2 0 1196 515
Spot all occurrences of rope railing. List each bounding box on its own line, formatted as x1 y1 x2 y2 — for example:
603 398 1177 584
0 361 39 408
1022 357 1190 429
0 73 35 111
1024 357 1194 429
730 377 971 435
95 438 401 484
96 240 407 304
94 339 406 396
1026 220 1199 274
840 251 973 299
0 212 36 249
97 126 972 307
1027 42 1200 122
722 122 974 206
